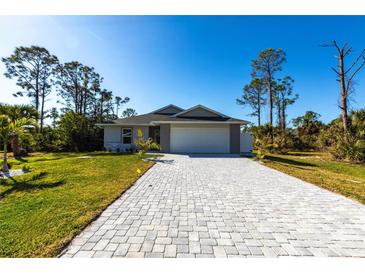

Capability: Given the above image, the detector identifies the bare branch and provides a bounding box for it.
[345,48,365,74]
[343,46,352,57]
[332,40,341,52]
[346,58,365,93]
[331,67,340,75]
[320,42,336,48]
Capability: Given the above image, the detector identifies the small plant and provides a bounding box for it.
[255,149,266,161]
[22,165,32,173]
[135,128,160,158]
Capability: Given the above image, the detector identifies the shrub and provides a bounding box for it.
[291,111,324,150]
[135,128,160,157]
[322,110,365,163]
[58,112,103,152]
[251,124,296,156]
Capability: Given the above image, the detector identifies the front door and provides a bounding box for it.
[149,126,160,145]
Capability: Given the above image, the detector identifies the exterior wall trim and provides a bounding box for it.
[152,121,245,125]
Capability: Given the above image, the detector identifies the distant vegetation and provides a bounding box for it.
[237,43,365,163]
[1,42,365,165]
[0,45,138,161]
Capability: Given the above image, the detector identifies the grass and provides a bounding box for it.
[0,152,154,258]
[259,151,365,204]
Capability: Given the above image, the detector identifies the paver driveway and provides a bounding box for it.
[61,154,365,258]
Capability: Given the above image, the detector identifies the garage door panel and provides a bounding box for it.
[170,126,229,153]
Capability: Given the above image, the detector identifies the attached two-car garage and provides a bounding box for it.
[170,125,230,153]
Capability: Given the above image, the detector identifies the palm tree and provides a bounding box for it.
[0,115,34,172]
[0,104,38,156]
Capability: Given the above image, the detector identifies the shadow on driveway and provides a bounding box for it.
[187,153,241,158]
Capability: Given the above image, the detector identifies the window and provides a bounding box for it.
[121,128,132,144]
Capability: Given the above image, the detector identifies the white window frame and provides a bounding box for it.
[121,128,133,144]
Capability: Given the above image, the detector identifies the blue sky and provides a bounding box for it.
[1,16,365,124]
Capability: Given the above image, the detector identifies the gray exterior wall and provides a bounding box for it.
[229,124,240,153]
[104,126,122,144]
[103,126,148,152]
[160,124,171,152]
[103,123,241,154]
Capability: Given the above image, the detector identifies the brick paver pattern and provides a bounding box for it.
[61,154,365,258]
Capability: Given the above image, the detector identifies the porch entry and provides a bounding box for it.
[148,126,160,144]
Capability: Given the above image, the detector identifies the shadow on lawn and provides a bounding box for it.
[13,153,94,164]
[286,152,323,157]
[0,172,65,200]
[265,155,317,167]
[11,156,63,164]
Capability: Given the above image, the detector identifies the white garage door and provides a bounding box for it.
[170,126,230,153]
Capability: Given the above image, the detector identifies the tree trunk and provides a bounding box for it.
[83,90,87,115]
[75,78,79,114]
[2,139,9,173]
[341,94,348,132]
[100,99,104,122]
[282,102,286,133]
[80,88,84,115]
[40,87,45,133]
[35,68,40,132]
[257,93,261,127]
[267,70,274,143]
[277,96,282,130]
[338,51,348,133]
[11,135,21,157]
[83,100,87,115]
[268,80,273,127]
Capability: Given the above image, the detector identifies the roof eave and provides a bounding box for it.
[96,123,153,127]
[152,120,247,125]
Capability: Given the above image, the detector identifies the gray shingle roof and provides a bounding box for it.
[99,113,248,126]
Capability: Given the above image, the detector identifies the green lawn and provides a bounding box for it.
[0,152,154,258]
[259,152,365,204]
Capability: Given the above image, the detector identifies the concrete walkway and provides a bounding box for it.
[61,154,365,258]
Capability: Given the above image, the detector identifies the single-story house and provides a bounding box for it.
[97,104,252,154]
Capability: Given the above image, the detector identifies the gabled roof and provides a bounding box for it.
[97,104,249,126]
[150,104,184,115]
[172,104,229,118]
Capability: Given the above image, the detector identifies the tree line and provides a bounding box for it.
[2,45,137,133]
[1,45,137,154]
[238,42,365,163]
